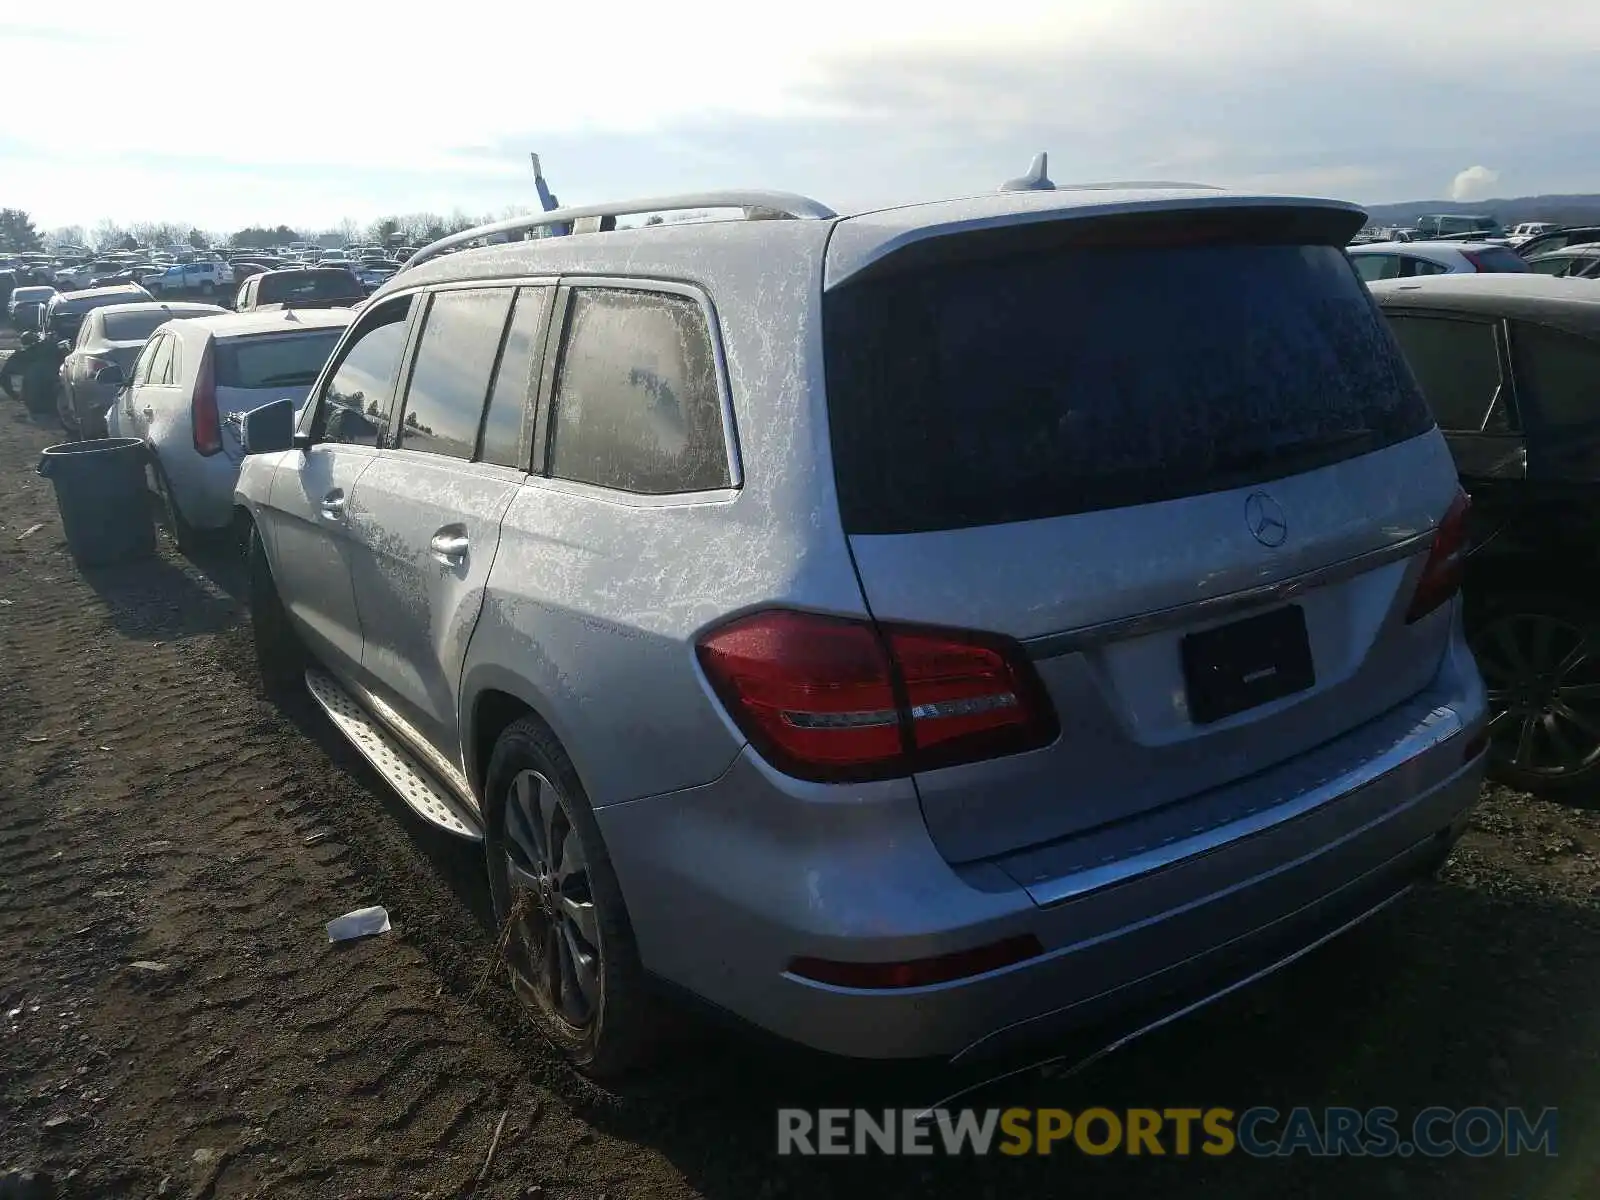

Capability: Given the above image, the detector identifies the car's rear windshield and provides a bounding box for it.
[257,271,363,303]
[1467,246,1532,273]
[104,310,184,340]
[215,330,343,389]
[824,239,1434,534]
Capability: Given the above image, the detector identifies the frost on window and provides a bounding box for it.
[548,289,730,494]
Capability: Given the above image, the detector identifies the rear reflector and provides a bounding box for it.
[696,610,1058,782]
[1404,489,1470,624]
[789,934,1044,989]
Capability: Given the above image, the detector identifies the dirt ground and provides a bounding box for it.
[2,344,1599,1199]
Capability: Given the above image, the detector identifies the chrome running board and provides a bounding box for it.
[304,669,483,841]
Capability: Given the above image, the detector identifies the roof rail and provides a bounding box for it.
[401,190,838,274]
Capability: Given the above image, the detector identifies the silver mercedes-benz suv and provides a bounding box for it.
[233,181,1489,1077]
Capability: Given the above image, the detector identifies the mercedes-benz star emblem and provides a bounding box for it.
[1245,491,1287,548]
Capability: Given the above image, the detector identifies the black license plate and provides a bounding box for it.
[1181,605,1315,725]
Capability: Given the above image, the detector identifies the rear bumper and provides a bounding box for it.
[600,620,1488,1061]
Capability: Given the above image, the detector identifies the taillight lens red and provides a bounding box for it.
[83,355,114,376]
[192,339,221,456]
[1405,489,1470,624]
[696,610,1058,782]
[789,934,1044,989]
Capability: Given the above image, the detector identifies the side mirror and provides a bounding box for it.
[93,364,125,387]
[240,396,297,455]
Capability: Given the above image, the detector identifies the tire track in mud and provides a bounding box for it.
[0,400,691,1198]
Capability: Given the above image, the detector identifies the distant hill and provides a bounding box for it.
[1361,194,1600,227]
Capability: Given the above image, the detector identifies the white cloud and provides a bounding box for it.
[1450,165,1502,202]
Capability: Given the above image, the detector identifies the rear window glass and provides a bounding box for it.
[257,271,363,304]
[215,330,343,389]
[104,311,180,340]
[825,242,1434,534]
[1469,247,1531,273]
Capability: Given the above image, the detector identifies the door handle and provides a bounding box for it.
[429,529,469,564]
[142,407,154,419]
[319,490,347,521]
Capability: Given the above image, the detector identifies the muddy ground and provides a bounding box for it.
[1,342,1598,1198]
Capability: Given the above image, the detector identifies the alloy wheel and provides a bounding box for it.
[1475,611,1600,780]
[502,769,601,1028]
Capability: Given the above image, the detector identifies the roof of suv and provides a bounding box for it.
[377,186,1365,300]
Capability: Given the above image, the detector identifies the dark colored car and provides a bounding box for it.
[1515,226,1600,260]
[1372,273,1600,793]
[233,267,365,312]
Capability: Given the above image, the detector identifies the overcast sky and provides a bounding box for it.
[6,0,1600,235]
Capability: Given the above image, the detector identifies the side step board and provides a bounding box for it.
[304,669,483,841]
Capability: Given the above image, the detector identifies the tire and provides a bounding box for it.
[1468,592,1600,795]
[247,525,307,696]
[151,459,204,555]
[483,718,653,1078]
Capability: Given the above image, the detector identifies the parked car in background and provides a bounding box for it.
[9,286,58,331]
[1415,213,1504,240]
[1372,273,1600,793]
[42,283,154,345]
[1514,226,1600,260]
[1507,222,1559,246]
[109,308,352,549]
[234,185,1487,1077]
[0,269,15,314]
[1525,246,1600,279]
[1349,240,1532,281]
[60,300,226,438]
[144,260,235,296]
[355,259,397,291]
[91,263,157,288]
[234,267,365,312]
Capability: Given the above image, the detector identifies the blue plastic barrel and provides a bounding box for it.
[37,438,156,567]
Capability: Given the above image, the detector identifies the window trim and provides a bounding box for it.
[1385,308,1520,434]
[534,275,743,495]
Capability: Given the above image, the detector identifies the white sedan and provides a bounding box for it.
[1348,240,1532,282]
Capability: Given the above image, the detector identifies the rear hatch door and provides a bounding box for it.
[823,203,1461,864]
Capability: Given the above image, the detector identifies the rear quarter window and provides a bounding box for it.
[546,288,731,494]
[825,240,1433,534]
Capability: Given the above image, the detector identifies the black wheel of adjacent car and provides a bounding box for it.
[483,717,652,1078]
[247,524,308,696]
[1470,594,1600,794]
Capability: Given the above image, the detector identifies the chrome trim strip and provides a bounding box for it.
[1024,530,1434,659]
[1024,703,1464,908]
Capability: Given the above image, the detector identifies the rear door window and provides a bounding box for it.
[398,287,515,461]
[1530,255,1573,276]
[148,334,176,385]
[1384,315,1505,432]
[1510,322,1600,428]
[546,287,731,494]
[1352,253,1400,282]
[824,241,1432,534]
[478,287,552,470]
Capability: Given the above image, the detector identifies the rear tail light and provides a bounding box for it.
[696,610,1058,782]
[192,339,221,456]
[1405,489,1470,623]
[82,355,114,376]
